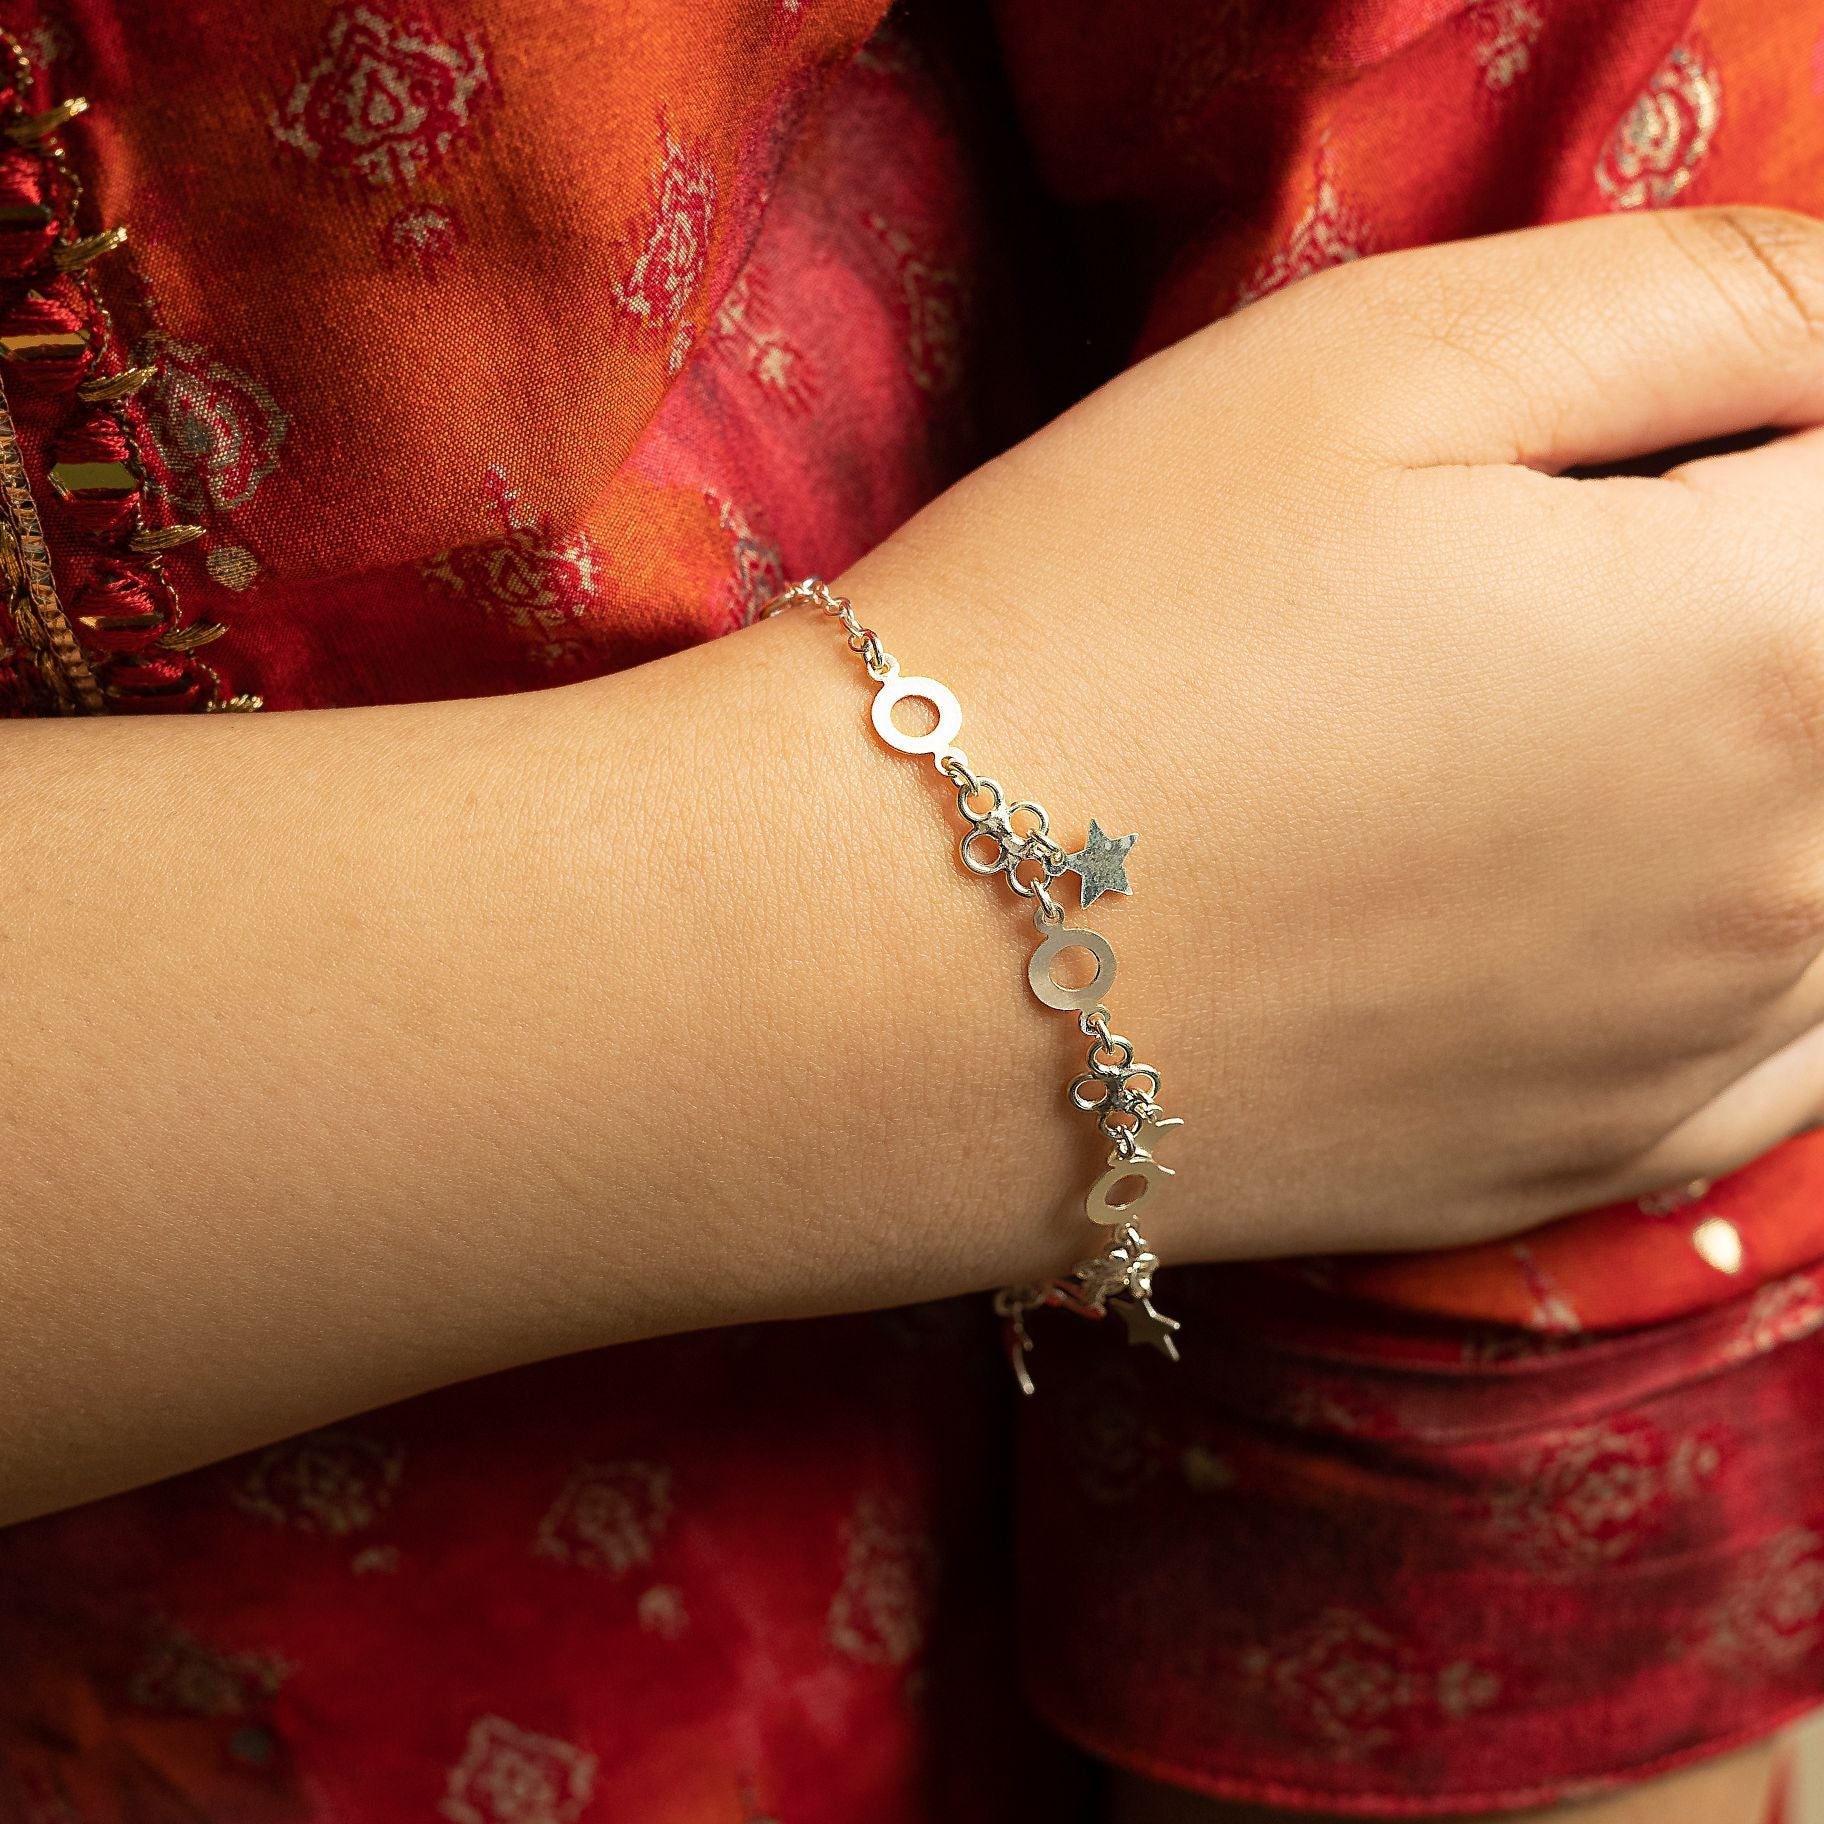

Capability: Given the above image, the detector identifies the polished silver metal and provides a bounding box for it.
[767,578,1183,1394]
[960,826,1006,875]
[871,666,963,756]
[1006,799,1050,846]
[1030,878,1067,927]
[1086,1151,1174,1225]
[1027,926,1117,1012]
[954,773,1004,825]
[1114,1293,1182,1358]
[1065,818,1138,906]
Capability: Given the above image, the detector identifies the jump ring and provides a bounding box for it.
[956,774,1004,824]
[960,827,1006,876]
[1006,799,1049,841]
[1069,1072,1113,1111]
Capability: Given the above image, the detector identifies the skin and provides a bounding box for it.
[1113,1739,1781,1824]
[9,206,1824,1818]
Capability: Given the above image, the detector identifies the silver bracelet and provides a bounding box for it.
[765,578,1184,1393]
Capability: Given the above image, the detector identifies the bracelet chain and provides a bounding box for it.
[766,577,1183,1392]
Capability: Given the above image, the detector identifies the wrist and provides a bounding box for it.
[758,567,1226,1382]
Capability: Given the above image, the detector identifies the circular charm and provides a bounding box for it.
[1085,1154,1174,1225]
[1027,926,1117,1011]
[871,670,963,756]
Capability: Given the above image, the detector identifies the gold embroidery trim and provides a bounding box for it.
[0,27,249,713]
[0,373,101,711]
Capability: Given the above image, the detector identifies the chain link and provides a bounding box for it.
[768,576,899,680]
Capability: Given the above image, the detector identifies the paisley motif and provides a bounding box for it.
[1233,153,1368,309]
[1471,0,1542,92]
[270,5,495,189]
[140,337,290,516]
[533,1459,673,1574]
[421,469,603,662]
[1689,1526,1824,1675]
[865,213,964,395]
[231,1427,402,1535]
[826,1492,936,1667]
[382,201,465,277]
[1596,43,1720,210]
[1483,1416,1726,1576]
[1240,1609,1500,1759]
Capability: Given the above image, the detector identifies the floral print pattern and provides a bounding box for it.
[270,4,495,189]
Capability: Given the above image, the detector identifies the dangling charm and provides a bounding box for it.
[1085,1114,1183,1225]
[995,1223,1181,1393]
[1113,1294,1181,1356]
[995,1291,1039,1397]
[1063,818,1137,906]
[1105,1228,1181,1361]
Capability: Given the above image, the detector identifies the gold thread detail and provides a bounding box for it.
[53,223,127,273]
[127,523,205,553]
[155,620,226,652]
[0,382,101,710]
[77,362,156,403]
[48,458,138,500]
[0,29,232,709]
[0,326,86,361]
[4,95,88,144]
[78,608,162,633]
[1596,44,1720,211]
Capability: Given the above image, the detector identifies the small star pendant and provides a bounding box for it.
[1113,1294,1182,1360]
[1064,819,1137,907]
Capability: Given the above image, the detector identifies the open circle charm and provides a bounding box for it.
[1085,1154,1174,1225]
[1027,926,1117,1012]
[871,670,963,756]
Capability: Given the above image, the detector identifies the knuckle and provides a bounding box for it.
[1694,878,1824,967]
[1324,245,1493,359]
[1277,250,1533,453]
[1740,618,1824,778]
[1659,206,1824,355]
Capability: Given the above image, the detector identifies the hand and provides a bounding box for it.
[838,206,1824,1260]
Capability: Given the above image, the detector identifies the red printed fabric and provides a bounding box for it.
[1021,1269,1824,1814]
[1,0,1823,1818]
[0,1308,1080,1824]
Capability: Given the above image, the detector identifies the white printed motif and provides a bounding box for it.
[270,5,494,189]
[1596,44,1720,211]
[441,1716,597,1824]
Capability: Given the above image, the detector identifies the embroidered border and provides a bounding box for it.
[0,384,99,708]
[0,29,250,714]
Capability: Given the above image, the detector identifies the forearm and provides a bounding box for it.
[0,543,1208,1521]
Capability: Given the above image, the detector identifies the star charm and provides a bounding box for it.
[1071,1253,1134,1310]
[1113,1294,1182,1360]
[1064,819,1137,907]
